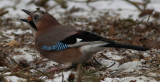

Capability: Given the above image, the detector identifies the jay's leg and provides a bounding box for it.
[46,66,67,72]
[46,59,102,72]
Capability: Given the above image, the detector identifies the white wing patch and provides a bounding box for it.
[76,38,82,42]
[80,42,109,54]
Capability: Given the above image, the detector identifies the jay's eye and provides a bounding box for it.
[34,15,39,20]
[33,14,41,22]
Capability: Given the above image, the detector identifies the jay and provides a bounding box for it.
[21,9,149,71]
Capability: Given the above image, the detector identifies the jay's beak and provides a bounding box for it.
[22,9,31,15]
[20,19,28,23]
[21,9,32,22]
[21,9,37,31]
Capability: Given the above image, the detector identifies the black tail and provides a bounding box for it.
[104,42,149,51]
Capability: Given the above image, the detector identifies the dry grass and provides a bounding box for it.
[0,0,160,81]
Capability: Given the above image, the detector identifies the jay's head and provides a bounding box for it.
[21,8,60,31]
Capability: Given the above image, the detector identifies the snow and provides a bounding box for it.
[3,29,32,35]
[6,76,25,82]
[100,59,118,68]
[99,59,143,72]
[117,61,142,72]
[13,47,39,62]
[53,71,74,82]
[102,76,157,82]
[1,72,25,82]
[103,51,124,60]
[0,67,7,71]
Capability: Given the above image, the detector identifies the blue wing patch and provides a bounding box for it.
[41,42,69,51]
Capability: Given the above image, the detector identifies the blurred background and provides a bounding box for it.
[0,0,160,82]
[1,0,160,21]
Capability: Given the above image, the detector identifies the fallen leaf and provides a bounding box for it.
[7,40,20,47]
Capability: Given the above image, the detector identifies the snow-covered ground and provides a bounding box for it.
[1,0,160,20]
[0,0,160,82]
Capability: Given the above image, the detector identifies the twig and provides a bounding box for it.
[93,57,102,65]
[106,62,115,69]
[147,14,152,22]
[35,59,50,65]
[100,53,109,59]
[98,62,115,71]
[0,11,8,16]
[124,0,142,11]
[0,67,47,80]
[62,72,64,82]
[1,53,18,71]
[31,68,48,77]
[0,67,31,77]
[77,64,82,82]
[8,55,19,65]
